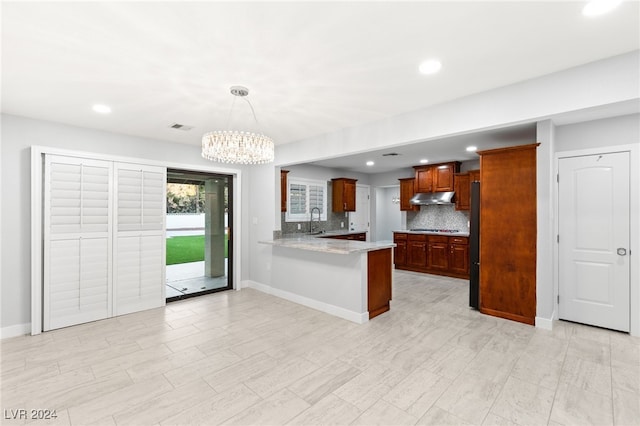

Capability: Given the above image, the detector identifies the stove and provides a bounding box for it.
[410,228,460,233]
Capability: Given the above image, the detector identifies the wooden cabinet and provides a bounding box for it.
[479,144,538,326]
[449,237,469,275]
[393,233,407,266]
[454,173,470,211]
[454,169,480,211]
[321,232,366,241]
[368,248,392,319]
[427,236,449,271]
[280,170,289,212]
[393,232,469,278]
[413,162,460,193]
[331,178,357,212]
[398,178,419,211]
[407,234,427,268]
[469,169,481,183]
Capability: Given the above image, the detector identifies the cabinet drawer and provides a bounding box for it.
[393,233,408,241]
[428,235,448,243]
[450,237,468,245]
[408,234,427,242]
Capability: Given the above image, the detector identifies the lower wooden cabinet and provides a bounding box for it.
[321,232,366,241]
[407,234,427,268]
[449,237,470,275]
[393,232,469,279]
[393,233,407,266]
[427,236,449,271]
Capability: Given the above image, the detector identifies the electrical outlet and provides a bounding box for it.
[341,222,344,228]
[297,224,301,230]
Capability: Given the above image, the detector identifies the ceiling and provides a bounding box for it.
[2,1,639,172]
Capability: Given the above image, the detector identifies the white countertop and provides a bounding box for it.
[259,237,395,254]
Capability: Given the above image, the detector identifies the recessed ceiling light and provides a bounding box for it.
[419,59,442,75]
[92,104,111,114]
[419,159,429,164]
[366,161,375,166]
[582,0,622,16]
[466,146,478,152]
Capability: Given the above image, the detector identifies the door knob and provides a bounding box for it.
[617,248,627,256]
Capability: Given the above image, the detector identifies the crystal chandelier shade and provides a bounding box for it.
[201,86,275,165]
[201,130,274,164]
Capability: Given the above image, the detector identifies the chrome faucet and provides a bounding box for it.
[309,207,322,234]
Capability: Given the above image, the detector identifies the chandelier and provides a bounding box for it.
[202,86,274,164]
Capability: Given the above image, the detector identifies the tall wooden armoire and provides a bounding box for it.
[478,143,539,325]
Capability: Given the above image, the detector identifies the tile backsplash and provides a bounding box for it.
[407,205,470,232]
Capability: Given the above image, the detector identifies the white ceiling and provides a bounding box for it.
[2,1,639,172]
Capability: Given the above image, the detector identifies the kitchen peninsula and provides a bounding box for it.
[258,236,395,323]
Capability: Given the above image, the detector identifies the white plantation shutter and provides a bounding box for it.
[114,163,166,315]
[44,156,112,330]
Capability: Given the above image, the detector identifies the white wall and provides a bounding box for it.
[0,114,247,335]
[375,187,401,242]
[556,113,640,152]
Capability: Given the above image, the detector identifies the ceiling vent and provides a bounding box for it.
[382,152,400,156]
[169,123,194,131]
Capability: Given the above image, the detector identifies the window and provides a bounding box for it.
[285,178,327,222]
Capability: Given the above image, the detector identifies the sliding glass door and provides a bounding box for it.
[165,169,232,301]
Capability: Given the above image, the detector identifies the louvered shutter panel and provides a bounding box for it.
[44,156,112,330]
[114,164,166,315]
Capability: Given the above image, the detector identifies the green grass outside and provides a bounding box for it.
[166,235,228,265]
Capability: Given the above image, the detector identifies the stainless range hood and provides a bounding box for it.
[410,191,455,205]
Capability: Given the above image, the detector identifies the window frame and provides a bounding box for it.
[285,177,328,222]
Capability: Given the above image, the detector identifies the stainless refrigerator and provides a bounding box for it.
[469,181,480,309]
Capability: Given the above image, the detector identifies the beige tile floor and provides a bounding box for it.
[1,270,639,425]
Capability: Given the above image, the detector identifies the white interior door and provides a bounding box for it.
[350,185,370,237]
[114,163,166,316]
[558,152,630,332]
[44,156,112,331]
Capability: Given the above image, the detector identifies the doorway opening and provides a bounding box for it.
[165,169,233,301]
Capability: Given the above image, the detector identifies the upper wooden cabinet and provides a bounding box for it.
[454,173,471,211]
[469,169,481,183]
[332,178,357,212]
[413,162,460,193]
[280,170,289,212]
[398,178,419,211]
[454,169,480,211]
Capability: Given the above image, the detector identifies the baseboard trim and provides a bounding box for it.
[1,322,31,340]
[245,280,368,324]
[535,316,554,330]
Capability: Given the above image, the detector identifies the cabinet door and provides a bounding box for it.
[450,244,469,275]
[454,173,471,211]
[332,178,357,212]
[414,167,433,193]
[399,178,418,211]
[433,164,456,192]
[344,180,356,211]
[394,240,407,266]
[428,241,449,270]
[407,242,427,267]
[280,170,289,212]
[469,169,481,183]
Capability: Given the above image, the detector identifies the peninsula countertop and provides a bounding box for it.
[259,236,395,255]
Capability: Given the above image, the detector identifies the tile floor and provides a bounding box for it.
[166,261,229,299]
[1,270,639,425]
